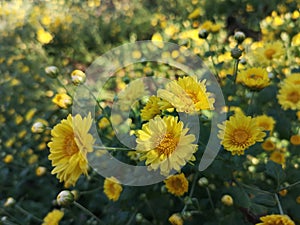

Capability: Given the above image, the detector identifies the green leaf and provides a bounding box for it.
[252,193,276,207]
[265,161,286,184]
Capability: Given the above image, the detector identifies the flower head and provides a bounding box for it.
[290,134,300,145]
[71,69,86,85]
[103,177,123,201]
[277,83,300,110]
[270,151,286,165]
[52,93,72,109]
[256,214,295,225]
[48,113,94,187]
[164,173,189,197]
[262,138,276,151]
[157,76,214,113]
[237,67,270,90]
[42,209,64,225]
[168,213,183,225]
[254,115,276,132]
[141,96,163,121]
[136,116,197,176]
[252,41,285,65]
[218,111,266,155]
[56,190,74,206]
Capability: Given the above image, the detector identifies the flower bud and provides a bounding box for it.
[234,31,246,44]
[71,70,86,86]
[231,47,242,59]
[182,211,192,220]
[169,213,184,225]
[221,194,234,206]
[135,213,144,223]
[4,197,15,207]
[71,190,80,201]
[279,189,288,197]
[45,66,59,78]
[198,177,208,187]
[56,190,74,206]
[198,29,208,39]
[31,121,46,133]
[35,166,47,176]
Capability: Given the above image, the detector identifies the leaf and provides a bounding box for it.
[252,193,276,207]
[265,161,286,184]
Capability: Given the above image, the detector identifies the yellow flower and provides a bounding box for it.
[296,196,300,204]
[270,151,286,165]
[290,134,300,145]
[36,166,47,176]
[168,213,183,225]
[103,177,123,201]
[218,111,266,155]
[221,194,234,206]
[254,115,276,132]
[297,111,300,120]
[164,173,189,197]
[48,113,94,187]
[71,70,86,85]
[157,76,214,113]
[52,93,72,109]
[285,73,300,86]
[3,154,13,164]
[252,41,285,65]
[262,138,276,151]
[279,189,288,197]
[256,214,295,225]
[200,20,222,33]
[37,28,53,44]
[236,67,270,90]
[277,83,300,110]
[136,116,197,176]
[42,209,64,225]
[292,33,300,46]
[141,96,162,121]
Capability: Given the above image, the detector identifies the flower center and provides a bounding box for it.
[171,178,184,189]
[64,134,79,156]
[233,129,249,144]
[249,74,262,80]
[287,91,300,103]
[156,133,178,156]
[264,48,276,60]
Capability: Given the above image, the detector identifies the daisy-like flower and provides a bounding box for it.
[48,113,94,187]
[252,41,285,65]
[136,116,197,176]
[270,151,286,165]
[157,76,214,113]
[168,213,183,225]
[277,83,300,110]
[140,96,163,121]
[261,138,276,151]
[256,214,295,225]
[103,177,123,202]
[285,73,300,85]
[42,209,64,225]
[218,111,266,155]
[254,115,276,132]
[52,93,72,109]
[290,134,300,145]
[236,67,270,91]
[164,173,189,197]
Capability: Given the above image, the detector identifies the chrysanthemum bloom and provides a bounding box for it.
[254,115,276,132]
[252,41,285,65]
[221,194,234,206]
[218,111,266,155]
[42,209,64,225]
[164,173,189,197]
[290,134,300,145]
[277,83,300,110]
[256,214,295,225]
[285,73,300,86]
[52,93,72,109]
[141,96,163,121]
[270,151,286,165]
[261,138,276,151]
[48,113,94,187]
[157,76,214,113]
[103,177,123,201]
[168,213,183,225]
[236,67,270,90]
[136,116,197,176]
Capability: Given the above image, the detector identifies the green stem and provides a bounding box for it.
[144,197,157,224]
[80,186,102,195]
[15,205,43,223]
[275,193,284,215]
[125,208,139,225]
[182,172,199,213]
[93,146,131,151]
[205,40,221,83]
[279,180,300,191]
[233,59,240,83]
[73,201,104,225]
[247,92,255,116]
[206,187,215,210]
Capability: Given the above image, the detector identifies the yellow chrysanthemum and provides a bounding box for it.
[168,213,183,225]
[262,138,276,151]
[52,93,72,109]
[254,115,276,132]
[256,214,295,225]
[237,67,270,90]
[277,83,300,110]
[270,151,286,165]
[48,113,94,187]
[103,177,123,202]
[157,76,214,113]
[164,173,189,197]
[200,20,222,33]
[292,32,300,46]
[37,28,53,44]
[285,73,300,86]
[141,96,162,121]
[252,41,285,65]
[290,134,300,145]
[218,111,266,155]
[42,209,64,225]
[136,116,197,176]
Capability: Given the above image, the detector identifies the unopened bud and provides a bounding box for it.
[198,29,208,39]
[231,47,242,59]
[31,121,46,133]
[182,211,192,220]
[71,70,86,85]
[136,213,144,223]
[56,190,74,206]
[4,197,15,207]
[221,194,234,206]
[71,190,80,201]
[198,177,209,187]
[45,66,59,78]
[234,31,246,44]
